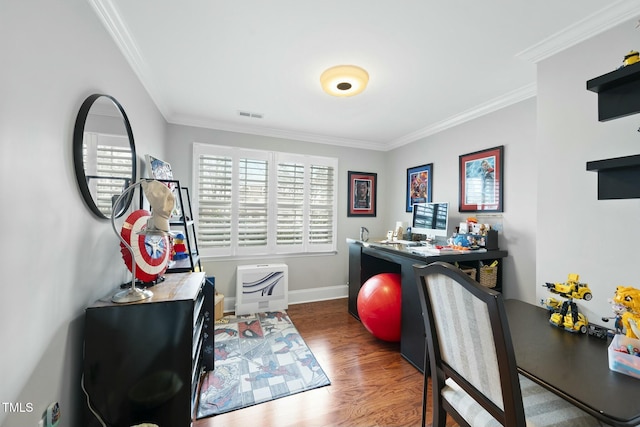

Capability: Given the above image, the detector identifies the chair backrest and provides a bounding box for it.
[414,261,524,426]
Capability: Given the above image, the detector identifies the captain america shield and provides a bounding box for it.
[120,209,171,282]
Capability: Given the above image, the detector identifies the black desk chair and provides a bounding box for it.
[414,262,609,427]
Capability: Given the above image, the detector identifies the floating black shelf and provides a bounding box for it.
[587,62,640,93]
[586,154,640,199]
[586,62,640,121]
[586,154,640,171]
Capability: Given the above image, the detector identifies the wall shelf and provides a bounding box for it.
[586,154,640,199]
[139,179,202,273]
[586,62,640,121]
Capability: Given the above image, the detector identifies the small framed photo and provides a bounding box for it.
[459,145,504,212]
[348,171,377,217]
[406,163,433,212]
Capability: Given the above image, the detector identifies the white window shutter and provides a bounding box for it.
[237,157,268,248]
[83,133,133,217]
[276,162,305,247]
[193,143,337,257]
[196,153,233,251]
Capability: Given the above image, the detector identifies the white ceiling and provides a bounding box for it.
[90,0,640,151]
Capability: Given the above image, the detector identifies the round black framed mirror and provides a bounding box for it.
[73,94,137,219]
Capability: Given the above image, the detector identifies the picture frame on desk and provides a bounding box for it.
[348,171,377,217]
[459,146,504,213]
[406,163,433,212]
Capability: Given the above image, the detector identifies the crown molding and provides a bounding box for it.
[517,1,640,63]
[88,0,170,116]
[90,0,635,151]
[169,115,388,151]
[90,0,386,151]
[387,83,537,150]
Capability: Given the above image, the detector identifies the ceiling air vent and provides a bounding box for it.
[238,110,263,119]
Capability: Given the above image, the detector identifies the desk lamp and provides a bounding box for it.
[111,179,175,303]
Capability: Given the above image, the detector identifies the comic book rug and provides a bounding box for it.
[196,311,331,418]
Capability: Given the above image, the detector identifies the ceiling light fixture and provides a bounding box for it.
[320,65,369,97]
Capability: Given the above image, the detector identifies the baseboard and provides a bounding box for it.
[223,284,348,313]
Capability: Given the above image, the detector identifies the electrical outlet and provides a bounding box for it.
[45,402,60,427]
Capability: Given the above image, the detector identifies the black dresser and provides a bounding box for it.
[83,272,211,426]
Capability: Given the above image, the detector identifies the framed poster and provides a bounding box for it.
[347,171,377,217]
[459,145,504,212]
[406,163,433,212]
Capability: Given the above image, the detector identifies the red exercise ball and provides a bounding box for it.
[357,273,402,342]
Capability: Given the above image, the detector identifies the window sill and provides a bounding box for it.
[199,250,338,263]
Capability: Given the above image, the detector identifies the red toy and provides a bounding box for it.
[357,273,402,342]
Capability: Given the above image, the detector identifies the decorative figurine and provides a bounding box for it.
[602,286,640,339]
[171,233,189,260]
[602,313,624,336]
[623,50,640,67]
[541,273,592,334]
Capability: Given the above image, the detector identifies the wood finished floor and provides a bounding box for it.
[193,298,458,427]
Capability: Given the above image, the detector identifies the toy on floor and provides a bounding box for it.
[172,233,189,260]
[541,273,591,334]
[357,273,402,342]
[602,286,640,339]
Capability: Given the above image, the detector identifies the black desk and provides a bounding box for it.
[505,299,640,427]
[347,238,508,370]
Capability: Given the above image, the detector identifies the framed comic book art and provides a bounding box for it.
[348,171,377,217]
[406,163,433,212]
[459,145,504,212]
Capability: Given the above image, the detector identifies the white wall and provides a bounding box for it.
[387,99,538,302]
[0,1,166,425]
[537,18,640,321]
[164,124,389,303]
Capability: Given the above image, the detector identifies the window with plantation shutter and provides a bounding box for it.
[277,162,304,246]
[83,133,133,217]
[309,164,335,245]
[196,153,233,249]
[238,157,268,247]
[193,143,337,257]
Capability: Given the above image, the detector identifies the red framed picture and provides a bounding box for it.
[459,146,504,212]
[348,171,377,217]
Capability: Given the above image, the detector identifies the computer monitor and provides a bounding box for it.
[411,202,449,238]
